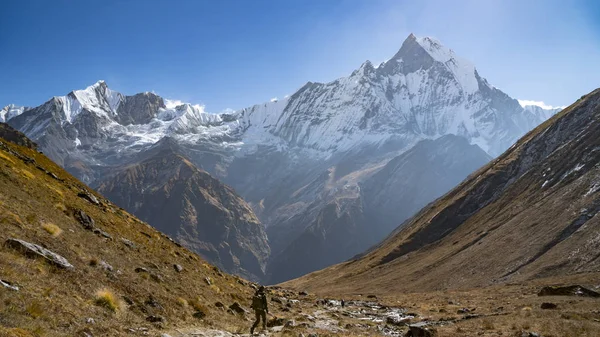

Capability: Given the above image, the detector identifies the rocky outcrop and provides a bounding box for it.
[116,92,165,125]
[5,238,74,269]
[0,123,37,149]
[538,285,600,297]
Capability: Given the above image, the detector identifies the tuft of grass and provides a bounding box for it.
[189,298,209,313]
[210,284,221,294]
[521,306,532,318]
[42,222,62,237]
[53,202,67,213]
[26,301,44,318]
[177,297,188,307]
[94,288,122,312]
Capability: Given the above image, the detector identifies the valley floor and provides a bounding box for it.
[165,273,600,337]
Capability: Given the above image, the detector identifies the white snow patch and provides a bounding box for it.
[0,104,26,123]
[518,99,566,110]
[164,99,185,109]
[416,36,479,94]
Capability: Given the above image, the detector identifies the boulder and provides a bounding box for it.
[92,228,112,239]
[267,316,286,327]
[538,285,600,297]
[146,315,165,323]
[74,209,95,230]
[173,264,183,273]
[120,238,136,249]
[150,273,164,283]
[405,324,437,337]
[193,311,206,319]
[144,296,163,310]
[0,279,19,291]
[5,238,74,269]
[229,302,247,314]
[99,260,113,272]
[77,191,100,205]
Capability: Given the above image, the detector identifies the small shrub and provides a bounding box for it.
[95,288,121,312]
[42,223,62,237]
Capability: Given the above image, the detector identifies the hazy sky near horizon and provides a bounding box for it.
[1,0,599,111]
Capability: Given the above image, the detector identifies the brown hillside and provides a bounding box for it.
[96,143,270,281]
[0,133,258,336]
[285,88,600,295]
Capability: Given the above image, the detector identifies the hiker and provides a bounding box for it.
[250,285,268,334]
[341,299,345,308]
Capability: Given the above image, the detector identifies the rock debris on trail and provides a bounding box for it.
[170,295,442,337]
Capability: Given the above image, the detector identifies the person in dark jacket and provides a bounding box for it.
[250,286,268,334]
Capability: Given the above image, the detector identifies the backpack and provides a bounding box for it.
[251,293,265,310]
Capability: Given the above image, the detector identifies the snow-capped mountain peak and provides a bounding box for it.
[0,104,27,123]
[53,80,124,123]
[415,36,480,94]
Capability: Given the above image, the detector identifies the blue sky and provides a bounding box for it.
[1,0,599,111]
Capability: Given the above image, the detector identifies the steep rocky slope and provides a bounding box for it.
[97,139,270,280]
[4,34,560,283]
[285,88,600,293]
[360,134,491,235]
[0,125,258,336]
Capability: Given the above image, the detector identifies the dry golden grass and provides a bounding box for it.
[177,297,189,307]
[94,288,122,312]
[0,139,259,336]
[41,222,62,237]
[25,301,44,318]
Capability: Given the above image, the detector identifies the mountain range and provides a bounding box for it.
[2,34,560,282]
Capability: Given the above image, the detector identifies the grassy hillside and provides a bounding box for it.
[0,134,256,336]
